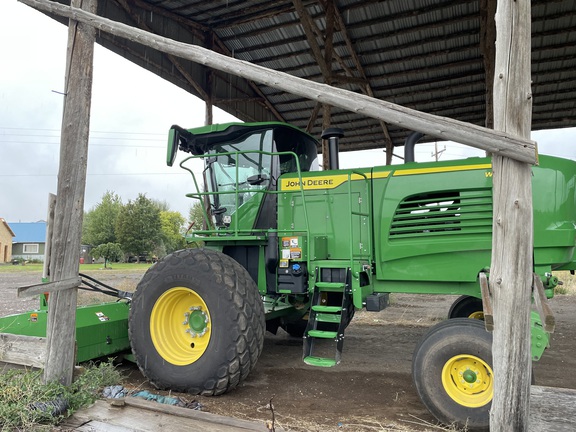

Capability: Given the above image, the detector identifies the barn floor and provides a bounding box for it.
[2,269,576,431]
[58,386,576,432]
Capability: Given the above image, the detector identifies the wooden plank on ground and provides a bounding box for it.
[530,386,576,431]
[0,333,46,368]
[75,421,137,432]
[63,399,280,432]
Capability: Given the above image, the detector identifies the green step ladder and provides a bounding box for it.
[303,268,353,367]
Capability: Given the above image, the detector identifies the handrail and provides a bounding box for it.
[178,150,311,243]
[346,171,373,267]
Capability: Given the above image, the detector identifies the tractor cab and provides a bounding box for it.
[168,122,319,231]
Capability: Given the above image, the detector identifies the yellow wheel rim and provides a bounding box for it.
[441,354,493,408]
[150,287,211,365]
[469,311,485,320]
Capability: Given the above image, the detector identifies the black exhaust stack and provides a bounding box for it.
[404,131,425,163]
[321,127,344,170]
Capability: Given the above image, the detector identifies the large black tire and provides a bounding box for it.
[448,295,484,320]
[412,318,493,431]
[129,248,265,396]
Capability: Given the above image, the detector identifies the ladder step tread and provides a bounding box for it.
[311,305,342,313]
[315,281,345,288]
[308,330,338,339]
[315,313,341,323]
[303,356,338,367]
[315,282,345,291]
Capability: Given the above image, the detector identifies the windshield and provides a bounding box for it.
[202,125,319,228]
[205,129,274,225]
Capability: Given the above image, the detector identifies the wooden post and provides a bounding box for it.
[490,0,533,430]
[480,0,496,130]
[42,193,56,281]
[43,0,97,386]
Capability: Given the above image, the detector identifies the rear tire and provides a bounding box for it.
[412,318,493,431]
[129,248,265,396]
[448,295,484,320]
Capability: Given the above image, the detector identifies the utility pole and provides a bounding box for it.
[431,142,446,161]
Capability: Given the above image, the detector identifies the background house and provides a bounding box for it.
[0,218,15,263]
[10,221,47,262]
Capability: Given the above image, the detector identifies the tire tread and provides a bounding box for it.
[129,248,265,396]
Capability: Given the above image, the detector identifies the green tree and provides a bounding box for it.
[188,201,207,231]
[82,191,123,246]
[152,199,170,212]
[159,210,186,255]
[116,194,162,261]
[90,243,123,268]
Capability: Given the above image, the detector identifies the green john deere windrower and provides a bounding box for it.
[2,121,575,430]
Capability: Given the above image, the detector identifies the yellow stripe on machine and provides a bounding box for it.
[280,171,390,191]
[393,163,492,177]
[280,164,491,190]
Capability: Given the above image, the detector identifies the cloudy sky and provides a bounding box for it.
[1,0,574,224]
[1,0,239,223]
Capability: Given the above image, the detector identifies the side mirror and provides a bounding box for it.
[167,127,179,166]
[166,125,193,166]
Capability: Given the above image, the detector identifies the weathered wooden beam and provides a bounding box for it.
[306,102,322,132]
[17,277,82,298]
[292,0,336,168]
[0,333,46,368]
[64,398,279,432]
[530,386,576,432]
[42,193,56,281]
[324,0,394,163]
[489,0,534,429]
[478,272,494,331]
[323,0,335,79]
[124,397,278,431]
[43,0,96,387]
[244,37,476,72]
[532,274,556,333]
[19,0,538,164]
[279,86,487,115]
[480,0,496,129]
[292,0,331,80]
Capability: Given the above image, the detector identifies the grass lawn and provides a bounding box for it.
[0,262,152,274]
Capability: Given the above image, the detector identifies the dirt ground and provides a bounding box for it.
[1,268,576,432]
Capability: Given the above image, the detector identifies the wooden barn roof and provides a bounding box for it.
[44,0,576,154]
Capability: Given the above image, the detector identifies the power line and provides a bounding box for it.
[0,172,189,178]
[0,139,166,149]
[0,133,165,139]
[0,126,169,136]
